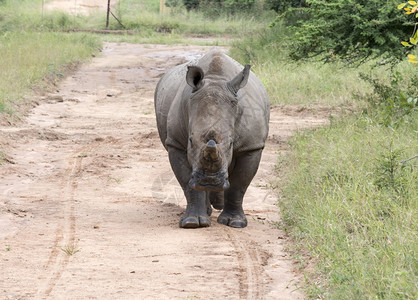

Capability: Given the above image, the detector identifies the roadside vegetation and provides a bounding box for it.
[0,0,100,114]
[1,0,416,298]
[0,31,100,113]
[230,1,417,298]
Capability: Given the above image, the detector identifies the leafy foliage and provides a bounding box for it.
[287,0,414,64]
[360,71,417,128]
[398,1,418,64]
[264,0,307,13]
[178,0,256,15]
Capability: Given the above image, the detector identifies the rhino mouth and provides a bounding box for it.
[189,169,230,192]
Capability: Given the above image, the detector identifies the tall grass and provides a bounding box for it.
[0,0,100,113]
[279,114,417,299]
[0,32,100,113]
[229,22,415,106]
[89,0,274,36]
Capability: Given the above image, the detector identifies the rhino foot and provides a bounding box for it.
[180,214,211,228]
[217,211,247,228]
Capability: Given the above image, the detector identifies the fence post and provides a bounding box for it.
[106,0,111,29]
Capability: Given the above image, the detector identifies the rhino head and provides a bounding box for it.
[186,63,251,192]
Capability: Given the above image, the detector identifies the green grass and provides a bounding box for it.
[278,114,417,299]
[0,152,6,164]
[0,0,101,113]
[0,32,100,113]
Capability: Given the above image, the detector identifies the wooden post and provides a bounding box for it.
[106,0,111,29]
[160,0,170,14]
[160,0,165,14]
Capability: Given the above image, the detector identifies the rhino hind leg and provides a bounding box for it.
[209,191,224,210]
[218,149,263,228]
[168,147,211,228]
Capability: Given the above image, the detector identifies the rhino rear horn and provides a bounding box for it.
[186,66,205,90]
[227,64,251,96]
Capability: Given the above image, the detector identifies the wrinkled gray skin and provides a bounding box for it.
[154,50,269,228]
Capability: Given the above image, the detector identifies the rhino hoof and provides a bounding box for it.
[217,212,247,228]
[180,215,211,228]
[199,216,211,227]
[180,216,199,228]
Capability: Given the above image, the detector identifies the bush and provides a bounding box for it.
[360,70,417,128]
[286,0,414,64]
[265,0,307,13]
[184,0,257,16]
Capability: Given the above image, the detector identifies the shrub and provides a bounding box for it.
[360,70,417,128]
[286,0,414,64]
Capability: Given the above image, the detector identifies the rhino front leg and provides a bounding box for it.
[218,149,263,228]
[168,147,211,228]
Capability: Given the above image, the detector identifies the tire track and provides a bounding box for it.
[35,149,85,298]
[223,227,265,300]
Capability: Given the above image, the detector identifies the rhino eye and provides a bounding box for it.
[189,137,193,146]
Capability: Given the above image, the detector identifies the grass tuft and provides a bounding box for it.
[61,244,80,256]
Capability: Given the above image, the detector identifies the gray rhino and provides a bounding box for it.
[154,50,269,228]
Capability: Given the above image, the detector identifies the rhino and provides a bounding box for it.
[154,50,269,228]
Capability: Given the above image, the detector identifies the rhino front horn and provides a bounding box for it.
[203,140,219,161]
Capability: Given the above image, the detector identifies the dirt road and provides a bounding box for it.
[0,43,327,299]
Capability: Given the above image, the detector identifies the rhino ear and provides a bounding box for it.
[227,64,251,96]
[186,66,205,91]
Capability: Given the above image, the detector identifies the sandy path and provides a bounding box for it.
[0,43,327,299]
